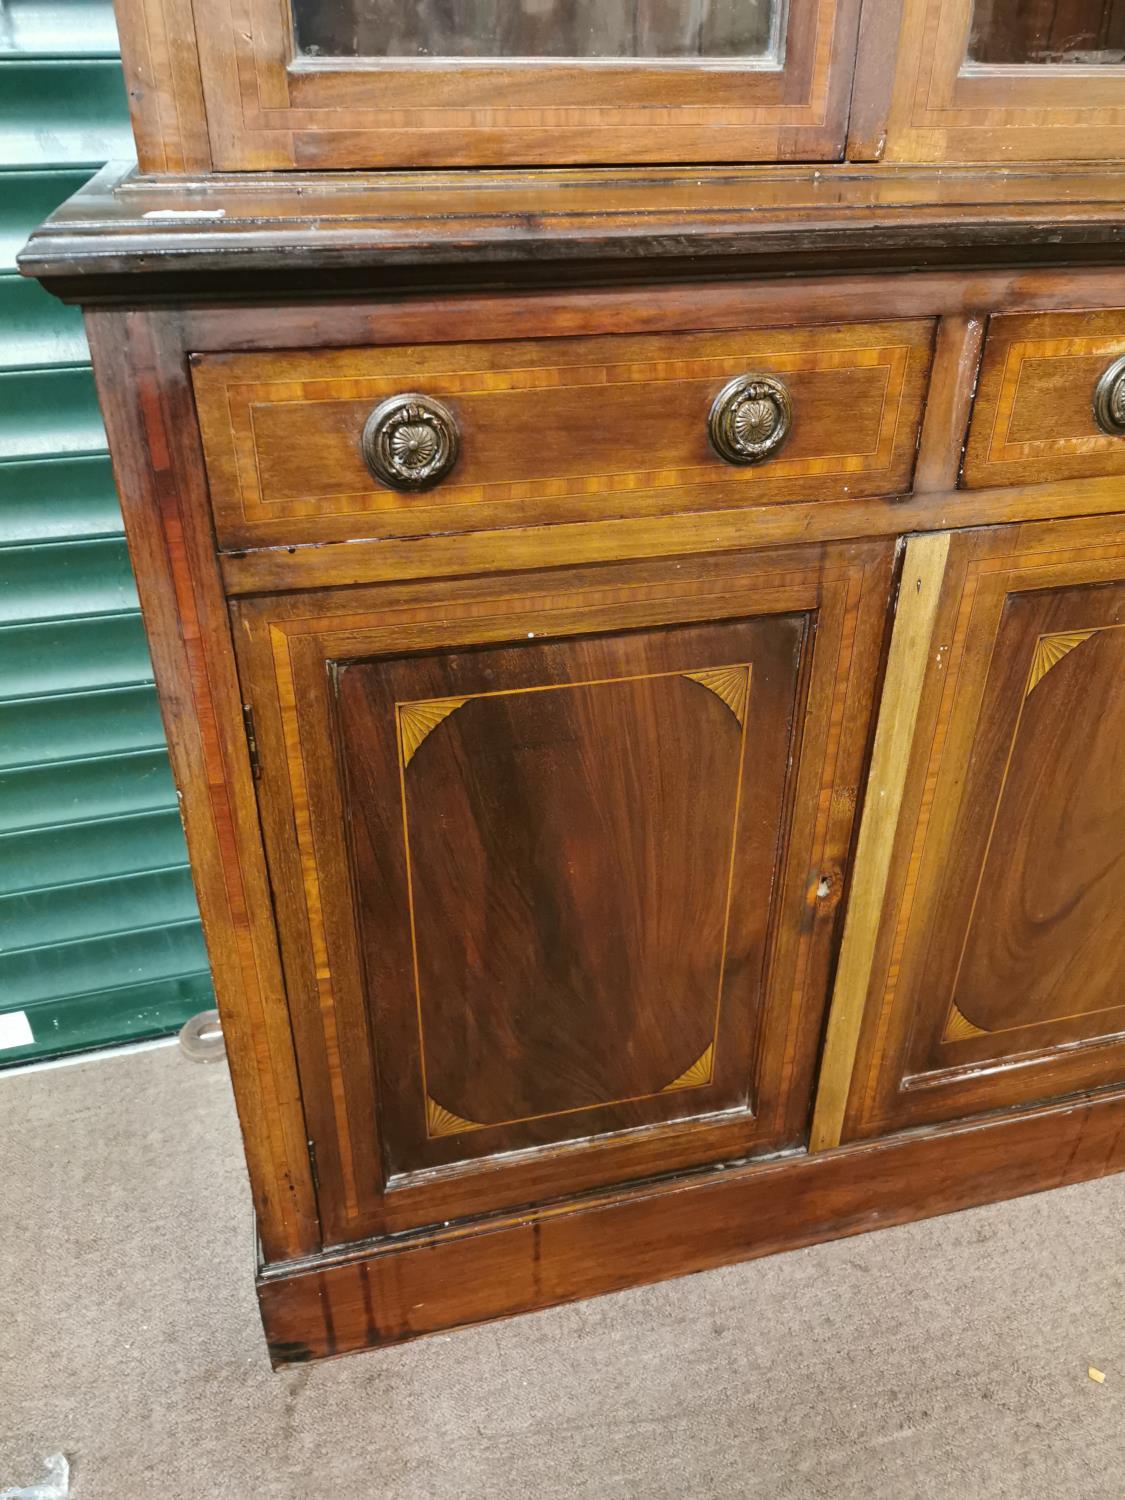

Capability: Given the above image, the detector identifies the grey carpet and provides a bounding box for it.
[1,1044,1123,1499]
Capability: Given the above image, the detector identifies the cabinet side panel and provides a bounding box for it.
[84,308,317,1260]
[112,0,213,171]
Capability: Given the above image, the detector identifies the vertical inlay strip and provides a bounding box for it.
[810,531,952,1152]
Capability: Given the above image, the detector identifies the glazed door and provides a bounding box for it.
[881,0,1125,161]
[234,542,892,1247]
[815,517,1125,1147]
[190,0,862,167]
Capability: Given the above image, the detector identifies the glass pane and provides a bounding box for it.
[292,0,783,61]
[967,0,1125,64]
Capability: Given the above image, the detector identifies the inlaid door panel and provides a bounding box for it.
[234,541,893,1246]
[340,619,796,1171]
[818,515,1125,1144]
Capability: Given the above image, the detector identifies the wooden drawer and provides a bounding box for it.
[962,311,1125,490]
[192,320,935,551]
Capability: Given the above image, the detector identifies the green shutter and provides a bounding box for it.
[1,8,213,1063]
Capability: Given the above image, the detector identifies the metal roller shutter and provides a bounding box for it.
[0,0,213,1063]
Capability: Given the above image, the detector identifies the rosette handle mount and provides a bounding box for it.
[361,393,460,491]
[708,372,793,466]
[1093,356,1125,438]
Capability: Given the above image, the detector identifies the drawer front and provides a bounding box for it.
[963,311,1125,490]
[192,320,935,550]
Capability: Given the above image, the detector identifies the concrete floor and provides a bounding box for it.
[2,1043,1124,1499]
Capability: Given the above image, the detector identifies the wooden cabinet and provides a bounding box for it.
[12,267,1116,1360]
[815,516,1125,1145]
[234,542,893,1243]
[17,0,1125,1370]
[113,0,1125,169]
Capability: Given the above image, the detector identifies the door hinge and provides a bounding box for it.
[307,1139,320,1193]
[242,702,261,779]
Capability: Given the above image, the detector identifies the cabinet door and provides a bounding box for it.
[234,542,891,1247]
[881,0,1125,162]
[815,517,1125,1147]
[186,0,861,168]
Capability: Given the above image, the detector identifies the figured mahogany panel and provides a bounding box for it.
[232,541,892,1245]
[339,620,796,1176]
[833,514,1125,1140]
[962,311,1125,489]
[192,320,934,550]
[954,620,1125,1032]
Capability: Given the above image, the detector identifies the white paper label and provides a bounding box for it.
[0,1010,34,1049]
[142,208,226,220]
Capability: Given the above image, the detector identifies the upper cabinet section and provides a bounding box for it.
[879,0,1125,161]
[173,0,862,168]
[114,0,1125,170]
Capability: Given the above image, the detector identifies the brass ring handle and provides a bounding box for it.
[361,393,460,491]
[708,372,793,466]
[1093,356,1125,437]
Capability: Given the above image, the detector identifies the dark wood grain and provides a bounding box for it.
[955,614,1125,1031]
[17,164,1125,302]
[338,615,799,1178]
[81,308,321,1263]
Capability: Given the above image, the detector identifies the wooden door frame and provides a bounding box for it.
[169,0,862,168]
[813,514,1125,1148]
[859,0,1125,162]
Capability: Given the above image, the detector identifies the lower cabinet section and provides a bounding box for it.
[233,540,894,1245]
[72,288,1125,1363]
[231,513,1125,1356]
[819,514,1125,1143]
